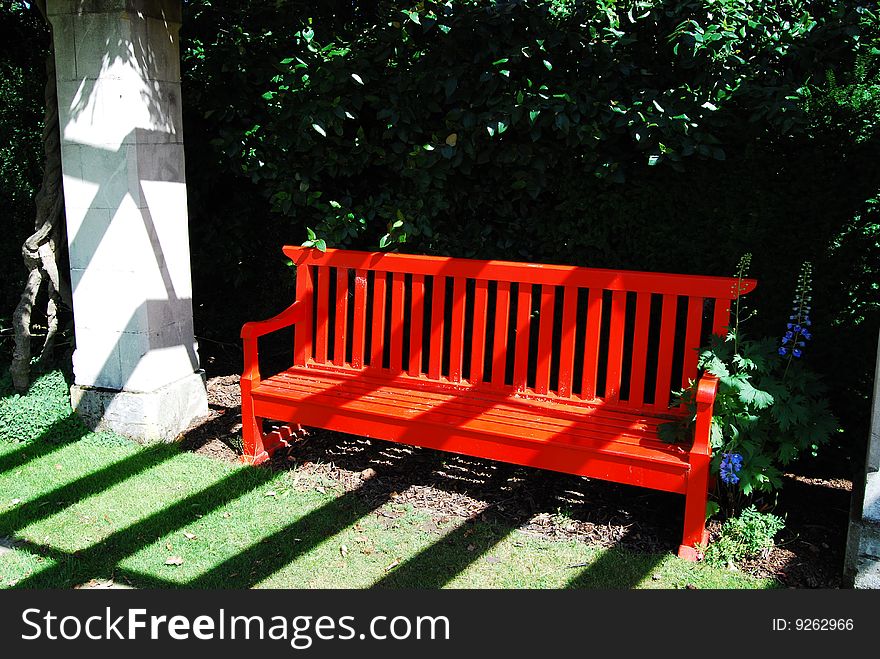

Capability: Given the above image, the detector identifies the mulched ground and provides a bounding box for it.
[179,374,853,588]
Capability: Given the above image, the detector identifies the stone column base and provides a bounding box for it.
[71,371,209,443]
[848,472,880,589]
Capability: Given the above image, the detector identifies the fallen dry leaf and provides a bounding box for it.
[165,556,184,566]
[467,544,476,552]
[183,531,197,541]
[165,542,173,552]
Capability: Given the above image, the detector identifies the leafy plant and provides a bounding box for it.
[661,257,840,502]
[704,505,786,567]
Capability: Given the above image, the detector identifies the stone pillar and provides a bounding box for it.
[844,330,880,588]
[47,0,207,441]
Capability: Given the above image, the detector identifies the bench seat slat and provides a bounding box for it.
[296,362,685,424]
[253,378,689,492]
[260,370,678,441]
[255,367,688,456]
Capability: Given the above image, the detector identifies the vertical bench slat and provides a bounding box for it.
[428,276,446,380]
[333,268,349,366]
[491,282,511,388]
[390,273,406,371]
[293,265,314,366]
[470,279,488,384]
[448,277,466,382]
[682,297,704,388]
[581,288,603,400]
[654,293,677,409]
[315,266,330,364]
[513,284,532,390]
[605,290,627,402]
[627,292,652,407]
[534,285,555,395]
[557,287,578,398]
[351,269,367,369]
[408,275,425,377]
[371,272,387,369]
[712,297,731,338]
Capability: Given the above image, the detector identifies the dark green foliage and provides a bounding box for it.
[660,256,840,506]
[663,331,840,496]
[0,1,47,356]
[228,0,877,256]
[704,505,786,567]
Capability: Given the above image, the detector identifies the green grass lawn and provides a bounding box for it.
[0,370,777,589]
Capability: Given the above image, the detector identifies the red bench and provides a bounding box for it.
[240,247,756,560]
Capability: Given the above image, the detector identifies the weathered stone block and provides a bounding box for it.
[71,370,208,443]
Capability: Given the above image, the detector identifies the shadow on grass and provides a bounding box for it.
[3,411,672,590]
[371,468,540,588]
[0,414,91,474]
[564,527,665,589]
[0,443,179,536]
[12,462,277,588]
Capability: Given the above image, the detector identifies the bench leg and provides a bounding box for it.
[240,386,302,465]
[241,410,271,466]
[240,378,271,465]
[678,453,710,561]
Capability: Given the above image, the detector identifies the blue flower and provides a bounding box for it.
[780,262,813,359]
[720,452,743,485]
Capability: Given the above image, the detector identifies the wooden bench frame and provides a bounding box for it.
[241,246,756,560]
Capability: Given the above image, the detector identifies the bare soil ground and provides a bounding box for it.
[179,374,852,588]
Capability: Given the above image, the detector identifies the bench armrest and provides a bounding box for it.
[241,300,305,384]
[692,373,719,456]
[241,300,305,339]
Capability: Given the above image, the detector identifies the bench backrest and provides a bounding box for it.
[284,246,756,412]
